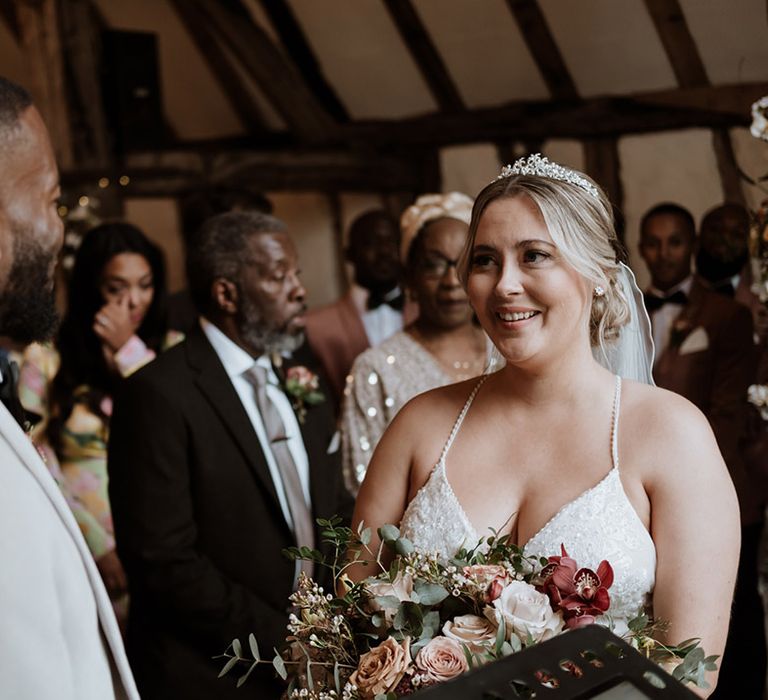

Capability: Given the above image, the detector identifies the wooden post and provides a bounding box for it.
[16,0,74,168]
[584,138,625,240]
[712,129,747,207]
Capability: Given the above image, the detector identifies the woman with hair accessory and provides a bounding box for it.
[341,192,487,495]
[23,222,182,616]
[350,156,738,695]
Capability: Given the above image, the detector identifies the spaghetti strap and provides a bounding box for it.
[611,375,622,471]
[438,376,489,463]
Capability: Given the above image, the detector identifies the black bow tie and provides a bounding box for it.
[644,290,688,313]
[0,353,27,429]
[367,290,405,311]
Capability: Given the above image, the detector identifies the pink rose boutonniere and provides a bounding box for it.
[284,365,325,423]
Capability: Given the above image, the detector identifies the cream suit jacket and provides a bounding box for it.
[0,402,139,699]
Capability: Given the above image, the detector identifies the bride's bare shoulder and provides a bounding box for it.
[619,379,722,474]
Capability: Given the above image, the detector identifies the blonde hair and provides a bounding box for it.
[458,172,630,349]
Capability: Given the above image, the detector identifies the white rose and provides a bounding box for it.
[442,615,497,655]
[485,580,564,644]
[365,572,414,624]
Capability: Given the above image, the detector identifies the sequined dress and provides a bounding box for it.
[399,375,656,630]
[341,331,452,494]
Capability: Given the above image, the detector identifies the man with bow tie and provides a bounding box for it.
[305,209,417,407]
[108,211,353,699]
[639,202,762,697]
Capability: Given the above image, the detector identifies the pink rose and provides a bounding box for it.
[286,365,319,390]
[442,614,496,655]
[349,637,411,699]
[463,564,512,602]
[415,636,469,683]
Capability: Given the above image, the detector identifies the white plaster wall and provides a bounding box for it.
[440,143,501,199]
[620,130,725,289]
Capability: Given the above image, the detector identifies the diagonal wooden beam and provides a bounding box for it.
[505,0,577,99]
[643,0,708,88]
[169,0,267,135]
[256,0,348,122]
[382,0,465,112]
[191,0,337,143]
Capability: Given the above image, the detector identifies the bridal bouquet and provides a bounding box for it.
[219,519,715,698]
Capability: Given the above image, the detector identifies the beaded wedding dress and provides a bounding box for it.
[399,375,656,631]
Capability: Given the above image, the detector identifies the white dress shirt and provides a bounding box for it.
[349,284,405,347]
[200,318,311,531]
[647,275,693,363]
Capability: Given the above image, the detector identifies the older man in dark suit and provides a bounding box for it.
[639,202,763,699]
[109,211,353,699]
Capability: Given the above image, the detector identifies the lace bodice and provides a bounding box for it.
[399,376,656,628]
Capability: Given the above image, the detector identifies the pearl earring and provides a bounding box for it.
[593,285,606,297]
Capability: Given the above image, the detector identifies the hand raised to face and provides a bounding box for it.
[93,293,136,353]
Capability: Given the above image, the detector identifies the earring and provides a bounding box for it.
[593,285,606,298]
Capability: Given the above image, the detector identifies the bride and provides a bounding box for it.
[350,155,739,694]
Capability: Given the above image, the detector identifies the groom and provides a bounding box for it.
[109,210,353,699]
[0,77,138,698]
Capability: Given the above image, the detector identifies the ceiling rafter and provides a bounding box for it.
[643,0,708,88]
[255,0,349,122]
[169,0,268,135]
[191,0,337,144]
[382,0,465,113]
[505,0,578,99]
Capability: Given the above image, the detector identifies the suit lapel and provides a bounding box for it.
[0,405,138,698]
[185,327,284,514]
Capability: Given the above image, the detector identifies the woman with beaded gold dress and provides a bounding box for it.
[341,193,488,494]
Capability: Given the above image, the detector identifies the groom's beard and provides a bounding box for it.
[0,223,59,345]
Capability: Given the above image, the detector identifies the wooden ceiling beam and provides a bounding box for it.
[169,0,268,135]
[344,82,768,146]
[61,148,428,194]
[505,0,578,99]
[255,0,349,122]
[382,0,465,112]
[191,0,337,143]
[643,0,708,87]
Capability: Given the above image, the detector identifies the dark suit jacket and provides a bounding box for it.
[108,326,353,699]
[651,277,759,523]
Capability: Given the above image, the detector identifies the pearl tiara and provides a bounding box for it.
[496,153,600,199]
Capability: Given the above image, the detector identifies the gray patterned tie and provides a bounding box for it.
[245,365,315,580]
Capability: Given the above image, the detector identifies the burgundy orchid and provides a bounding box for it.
[538,545,614,629]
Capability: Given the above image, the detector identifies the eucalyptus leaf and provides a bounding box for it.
[378,524,400,542]
[508,632,522,653]
[273,651,287,680]
[232,638,242,658]
[495,617,506,656]
[394,537,414,556]
[236,660,258,688]
[218,656,239,678]
[248,634,260,661]
[334,661,341,694]
[421,611,440,639]
[414,581,449,606]
[306,658,314,691]
[360,527,372,546]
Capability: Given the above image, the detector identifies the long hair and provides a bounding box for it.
[47,222,168,449]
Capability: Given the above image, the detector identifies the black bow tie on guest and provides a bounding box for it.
[0,352,26,429]
[367,289,405,311]
[643,290,688,313]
